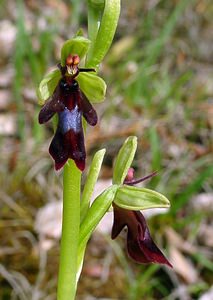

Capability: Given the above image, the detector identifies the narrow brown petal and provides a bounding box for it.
[80,92,98,126]
[38,84,65,124]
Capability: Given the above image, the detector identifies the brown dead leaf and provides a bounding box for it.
[0,21,16,62]
[84,264,103,279]
[0,67,14,88]
[0,90,11,110]
[166,228,197,254]
[198,223,213,247]
[199,103,213,127]
[0,114,16,135]
[170,246,198,284]
[191,193,213,213]
[199,287,213,300]
[35,201,62,238]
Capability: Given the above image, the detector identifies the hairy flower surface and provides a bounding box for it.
[38,55,97,171]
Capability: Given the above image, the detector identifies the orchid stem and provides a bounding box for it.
[57,160,81,300]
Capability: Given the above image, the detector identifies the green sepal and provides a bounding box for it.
[113,136,137,185]
[114,185,170,211]
[77,72,106,103]
[37,69,61,105]
[79,185,118,250]
[61,37,91,66]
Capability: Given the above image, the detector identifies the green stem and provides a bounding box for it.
[57,160,81,300]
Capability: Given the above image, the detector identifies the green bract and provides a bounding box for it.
[37,69,61,105]
[81,149,106,221]
[77,72,106,103]
[79,185,118,249]
[114,185,170,211]
[61,36,91,66]
[86,0,121,68]
[88,0,105,8]
[113,136,137,185]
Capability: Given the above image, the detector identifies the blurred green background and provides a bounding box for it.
[0,0,212,299]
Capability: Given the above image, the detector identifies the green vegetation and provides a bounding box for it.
[0,0,212,299]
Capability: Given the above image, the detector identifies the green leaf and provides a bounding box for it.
[61,37,91,66]
[77,72,106,103]
[79,185,118,250]
[113,136,137,185]
[37,69,61,105]
[114,185,170,210]
[81,149,106,222]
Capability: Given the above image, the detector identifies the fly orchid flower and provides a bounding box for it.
[38,37,106,171]
[112,168,172,267]
[38,54,97,171]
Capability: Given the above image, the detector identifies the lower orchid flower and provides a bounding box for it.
[111,168,172,267]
